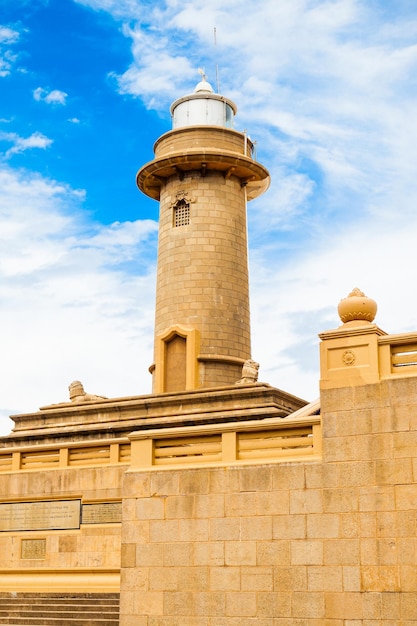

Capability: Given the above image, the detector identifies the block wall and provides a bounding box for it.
[154,169,251,387]
[0,465,124,591]
[120,374,417,625]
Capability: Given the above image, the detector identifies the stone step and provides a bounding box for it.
[0,610,118,618]
[0,593,119,626]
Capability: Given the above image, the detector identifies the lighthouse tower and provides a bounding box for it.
[137,73,270,393]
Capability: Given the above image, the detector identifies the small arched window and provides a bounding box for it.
[173,197,190,227]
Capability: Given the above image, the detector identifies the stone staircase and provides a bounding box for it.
[0,593,120,625]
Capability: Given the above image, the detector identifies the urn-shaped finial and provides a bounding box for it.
[337,288,377,325]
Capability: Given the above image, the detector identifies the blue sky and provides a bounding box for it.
[1,0,417,434]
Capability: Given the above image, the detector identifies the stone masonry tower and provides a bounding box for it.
[137,74,270,393]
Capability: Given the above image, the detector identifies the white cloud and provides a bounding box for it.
[33,87,68,105]
[0,131,53,157]
[0,25,19,77]
[0,164,158,435]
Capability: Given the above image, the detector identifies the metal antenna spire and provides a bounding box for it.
[214,27,220,93]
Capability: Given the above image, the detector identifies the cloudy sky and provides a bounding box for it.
[1,0,416,435]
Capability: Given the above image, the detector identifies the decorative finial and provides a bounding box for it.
[194,69,214,94]
[337,288,377,325]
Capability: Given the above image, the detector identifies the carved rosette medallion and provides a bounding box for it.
[342,350,356,366]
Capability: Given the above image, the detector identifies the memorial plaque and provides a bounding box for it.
[82,502,122,524]
[0,500,81,532]
[21,538,46,559]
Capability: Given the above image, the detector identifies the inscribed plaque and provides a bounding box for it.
[0,500,81,532]
[82,502,122,524]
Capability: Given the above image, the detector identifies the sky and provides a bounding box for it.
[1,0,417,436]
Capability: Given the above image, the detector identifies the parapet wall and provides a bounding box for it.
[120,304,417,624]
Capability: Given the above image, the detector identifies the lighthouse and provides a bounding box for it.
[137,73,270,393]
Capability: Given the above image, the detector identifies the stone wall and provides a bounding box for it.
[120,367,417,623]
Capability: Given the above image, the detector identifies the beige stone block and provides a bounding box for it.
[121,519,149,544]
[148,619,207,626]
[323,408,372,438]
[359,486,395,512]
[396,510,417,537]
[239,466,272,492]
[121,566,148,591]
[210,566,240,591]
[362,591,381,619]
[193,541,224,566]
[209,517,240,541]
[148,566,179,591]
[136,542,164,566]
[324,539,359,565]
[291,540,323,565]
[359,512,377,537]
[360,538,378,565]
[225,591,257,616]
[271,463,306,489]
[401,592,417,619]
[307,514,339,539]
[273,514,305,539]
[240,515,272,540]
[133,591,163,616]
[120,615,147,626]
[340,512,360,538]
[179,469,210,494]
[307,565,343,591]
[256,540,290,566]
[275,620,326,626]
[194,494,225,518]
[178,518,209,542]
[150,519,179,543]
[325,592,363,619]
[150,472,180,496]
[257,591,291,617]
[123,472,150,497]
[361,565,400,592]
[225,541,256,566]
[343,566,360,591]
[292,591,325,618]
[398,537,417,565]
[378,538,399,565]
[121,543,136,568]
[257,490,290,515]
[194,592,226,616]
[163,591,194,616]
[400,565,417,591]
[165,494,195,518]
[323,488,359,513]
[381,591,400,619]
[225,492,258,516]
[136,496,165,520]
[241,566,273,591]
[209,467,240,493]
[290,489,323,514]
[395,484,417,510]
[338,461,376,487]
[164,542,193,566]
[179,566,210,591]
[274,565,307,592]
[376,458,413,485]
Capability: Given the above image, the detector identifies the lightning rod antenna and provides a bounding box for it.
[214,27,221,93]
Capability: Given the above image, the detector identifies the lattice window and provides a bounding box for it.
[173,198,190,227]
